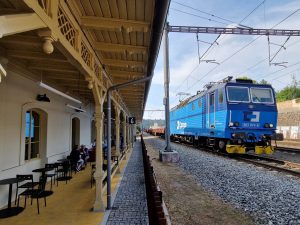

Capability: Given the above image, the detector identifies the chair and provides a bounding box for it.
[17,177,47,214]
[56,161,72,185]
[15,174,39,205]
[45,163,56,190]
[87,149,96,165]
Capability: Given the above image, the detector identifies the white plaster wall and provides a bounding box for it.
[0,70,94,208]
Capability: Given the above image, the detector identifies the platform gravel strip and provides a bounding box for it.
[106,140,149,225]
[144,136,300,225]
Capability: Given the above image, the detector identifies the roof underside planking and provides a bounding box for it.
[0,0,170,121]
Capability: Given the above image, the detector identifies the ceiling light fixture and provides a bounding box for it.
[38,82,82,104]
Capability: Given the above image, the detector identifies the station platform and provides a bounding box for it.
[0,141,148,225]
[103,139,149,225]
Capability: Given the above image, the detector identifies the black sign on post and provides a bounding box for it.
[128,117,136,124]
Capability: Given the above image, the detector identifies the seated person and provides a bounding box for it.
[70,146,85,171]
[79,145,89,165]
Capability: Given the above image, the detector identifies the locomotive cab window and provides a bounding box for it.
[250,88,274,104]
[227,86,249,102]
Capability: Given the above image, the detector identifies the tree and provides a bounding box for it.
[259,79,270,85]
[236,76,271,85]
[236,76,257,83]
[276,76,300,102]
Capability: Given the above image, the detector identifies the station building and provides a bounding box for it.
[0,0,169,214]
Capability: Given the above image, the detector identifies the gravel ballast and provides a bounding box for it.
[144,136,300,225]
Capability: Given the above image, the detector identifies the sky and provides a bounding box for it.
[143,0,300,120]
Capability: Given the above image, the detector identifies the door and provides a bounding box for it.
[209,92,215,128]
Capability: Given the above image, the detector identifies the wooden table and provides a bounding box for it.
[32,167,54,178]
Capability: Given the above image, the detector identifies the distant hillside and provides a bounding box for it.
[142,119,165,129]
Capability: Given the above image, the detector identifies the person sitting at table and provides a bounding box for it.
[79,145,89,165]
[69,146,85,172]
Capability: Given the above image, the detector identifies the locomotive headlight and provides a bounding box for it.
[229,122,234,127]
[234,122,240,127]
[264,123,270,128]
[269,123,274,128]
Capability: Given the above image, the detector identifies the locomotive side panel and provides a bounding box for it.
[170,95,207,136]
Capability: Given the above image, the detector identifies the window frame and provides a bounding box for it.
[250,87,274,104]
[226,86,250,103]
[25,110,41,161]
[218,89,224,103]
[209,92,215,106]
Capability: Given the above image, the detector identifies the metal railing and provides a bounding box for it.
[141,135,167,225]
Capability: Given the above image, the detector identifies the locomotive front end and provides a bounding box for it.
[225,83,277,154]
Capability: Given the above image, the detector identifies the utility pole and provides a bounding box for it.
[160,22,179,162]
[163,22,171,152]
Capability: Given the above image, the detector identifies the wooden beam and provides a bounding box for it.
[103,59,145,68]
[7,50,68,63]
[109,70,144,78]
[80,16,149,33]
[0,34,42,46]
[94,42,147,54]
[0,13,46,38]
[62,83,88,87]
[29,63,78,73]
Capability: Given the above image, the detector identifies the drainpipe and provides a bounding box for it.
[106,76,152,209]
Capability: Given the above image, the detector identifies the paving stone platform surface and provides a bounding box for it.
[106,140,148,225]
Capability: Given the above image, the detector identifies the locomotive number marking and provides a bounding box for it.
[242,122,260,128]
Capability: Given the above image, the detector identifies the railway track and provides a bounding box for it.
[275,146,300,154]
[235,154,300,178]
[164,136,300,178]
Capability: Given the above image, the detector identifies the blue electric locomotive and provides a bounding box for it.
[170,77,278,154]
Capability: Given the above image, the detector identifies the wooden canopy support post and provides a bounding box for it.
[114,105,121,173]
[123,114,127,152]
[114,106,121,157]
[90,81,105,212]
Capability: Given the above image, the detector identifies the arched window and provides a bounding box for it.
[25,110,40,160]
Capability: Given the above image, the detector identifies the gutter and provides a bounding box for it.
[142,0,171,118]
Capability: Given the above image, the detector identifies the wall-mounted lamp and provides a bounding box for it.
[38,82,82,104]
[66,104,86,113]
[36,94,50,102]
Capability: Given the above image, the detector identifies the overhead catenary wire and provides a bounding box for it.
[201,0,267,59]
[238,38,300,76]
[170,8,228,25]
[173,0,248,27]
[239,0,266,24]
[180,7,300,94]
[172,1,268,95]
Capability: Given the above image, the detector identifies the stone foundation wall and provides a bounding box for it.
[277,99,300,140]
